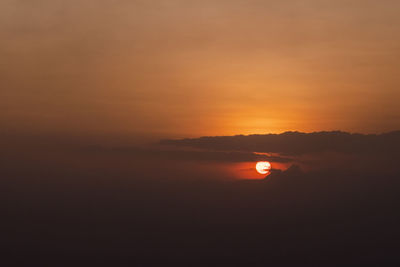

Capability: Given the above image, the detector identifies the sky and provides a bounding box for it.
[1,0,400,139]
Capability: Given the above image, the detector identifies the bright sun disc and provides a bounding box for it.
[256,161,271,175]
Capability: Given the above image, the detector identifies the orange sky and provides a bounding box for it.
[1,0,400,139]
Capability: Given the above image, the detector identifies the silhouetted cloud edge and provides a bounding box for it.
[160,131,400,155]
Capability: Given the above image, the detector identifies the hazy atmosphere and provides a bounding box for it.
[2,1,400,266]
[2,0,400,138]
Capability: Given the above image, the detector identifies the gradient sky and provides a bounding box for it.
[2,0,400,138]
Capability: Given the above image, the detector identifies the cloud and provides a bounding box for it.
[160,131,400,156]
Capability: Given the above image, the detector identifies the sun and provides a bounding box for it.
[256,161,271,175]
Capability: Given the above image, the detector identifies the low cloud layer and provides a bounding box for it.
[160,131,400,155]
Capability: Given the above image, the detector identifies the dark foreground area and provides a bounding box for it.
[2,133,400,266]
[3,169,400,266]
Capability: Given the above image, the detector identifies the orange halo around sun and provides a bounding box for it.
[256,161,271,175]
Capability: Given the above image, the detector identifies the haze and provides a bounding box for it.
[3,1,400,265]
[2,0,400,139]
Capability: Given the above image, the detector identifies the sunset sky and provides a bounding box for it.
[2,0,400,138]
[3,2,400,265]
